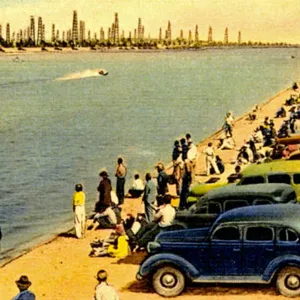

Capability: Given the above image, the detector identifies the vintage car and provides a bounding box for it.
[172,183,297,230]
[137,204,300,298]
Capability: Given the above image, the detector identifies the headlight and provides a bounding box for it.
[147,242,161,253]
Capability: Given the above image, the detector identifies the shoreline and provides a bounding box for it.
[0,45,299,56]
[0,84,296,299]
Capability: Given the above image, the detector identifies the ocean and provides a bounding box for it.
[1,48,300,262]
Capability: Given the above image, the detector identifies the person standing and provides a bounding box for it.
[94,270,119,300]
[115,157,127,205]
[187,140,198,183]
[179,159,192,209]
[172,140,182,196]
[224,111,234,137]
[13,275,36,300]
[155,162,169,206]
[204,142,220,176]
[72,183,86,239]
[142,173,156,222]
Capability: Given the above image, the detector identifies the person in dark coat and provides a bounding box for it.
[96,170,112,211]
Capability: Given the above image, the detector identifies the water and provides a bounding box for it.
[1,48,300,262]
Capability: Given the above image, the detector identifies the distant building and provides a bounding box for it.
[72,10,79,43]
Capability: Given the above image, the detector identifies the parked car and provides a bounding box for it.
[172,183,297,230]
[137,204,300,298]
[238,160,300,200]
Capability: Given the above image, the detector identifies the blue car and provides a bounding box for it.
[137,204,300,297]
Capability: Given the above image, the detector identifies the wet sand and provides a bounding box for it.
[0,86,295,299]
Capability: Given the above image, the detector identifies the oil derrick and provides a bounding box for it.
[42,25,45,42]
[188,30,192,45]
[137,18,143,40]
[79,21,85,43]
[30,16,35,45]
[195,25,199,43]
[72,10,79,43]
[128,31,131,40]
[114,13,119,44]
[141,26,144,40]
[0,25,2,39]
[16,33,20,43]
[20,29,23,42]
[111,23,115,43]
[208,26,213,43]
[134,29,137,42]
[180,29,183,40]
[224,27,228,44]
[51,24,55,43]
[37,17,43,45]
[100,27,104,43]
[167,21,172,42]
[238,31,242,44]
[108,28,111,42]
[62,31,65,42]
[121,30,124,40]
[88,30,91,42]
[6,23,10,43]
[67,30,71,42]
[56,30,59,41]
[158,27,162,43]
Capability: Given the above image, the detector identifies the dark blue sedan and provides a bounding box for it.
[137,204,300,297]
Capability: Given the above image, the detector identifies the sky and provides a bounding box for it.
[0,0,300,43]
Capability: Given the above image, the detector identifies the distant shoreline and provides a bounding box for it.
[0,45,299,56]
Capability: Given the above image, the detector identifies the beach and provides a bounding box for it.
[0,85,294,299]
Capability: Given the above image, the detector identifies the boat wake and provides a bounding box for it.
[55,69,108,81]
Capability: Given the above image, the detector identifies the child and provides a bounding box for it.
[73,183,86,239]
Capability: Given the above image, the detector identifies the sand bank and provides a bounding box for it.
[0,85,294,299]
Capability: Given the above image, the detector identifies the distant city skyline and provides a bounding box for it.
[0,0,299,43]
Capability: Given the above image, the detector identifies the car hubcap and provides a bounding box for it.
[161,273,177,288]
[285,274,300,290]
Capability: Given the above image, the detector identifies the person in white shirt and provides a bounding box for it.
[94,270,119,300]
[187,140,198,183]
[204,142,220,176]
[135,194,176,249]
[128,174,145,198]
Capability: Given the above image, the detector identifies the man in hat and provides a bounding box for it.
[13,275,36,300]
[94,269,119,300]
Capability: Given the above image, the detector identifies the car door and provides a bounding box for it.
[243,225,276,275]
[209,225,242,275]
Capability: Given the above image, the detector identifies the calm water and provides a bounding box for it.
[1,48,300,261]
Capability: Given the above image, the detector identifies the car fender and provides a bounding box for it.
[167,221,188,230]
[262,254,300,281]
[138,253,199,280]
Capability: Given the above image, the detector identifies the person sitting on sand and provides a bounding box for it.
[227,165,242,183]
[13,275,36,300]
[72,183,86,239]
[275,106,287,118]
[127,173,144,198]
[219,137,235,150]
[135,194,176,250]
[94,270,119,300]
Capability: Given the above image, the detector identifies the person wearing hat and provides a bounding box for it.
[13,275,36,300]
[72,183,86,239]
[94,270,119,300]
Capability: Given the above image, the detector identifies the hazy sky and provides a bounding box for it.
[1,0,300,43]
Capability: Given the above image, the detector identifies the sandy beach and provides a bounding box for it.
[0,85,294,299]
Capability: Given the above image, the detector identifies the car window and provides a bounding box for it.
[246,226,274,241]
[212,226,240,241]
[224,200,248,212]
[268,174,291,185]
[208,202,221,214]
[278,228,299,242]
[253,199,273,205]
[240,176,265,185]
[293,173,300,184]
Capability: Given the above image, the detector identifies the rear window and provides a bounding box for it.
[293,173,300,184]
[224,200,248,212]
[268,174,291,185]
[240,176,265,185]
[278,228,299,242]
[246,226,274,241]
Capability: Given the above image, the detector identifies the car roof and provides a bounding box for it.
[213,204,300,232]
[241,160,300,176]
[202,183,295,202]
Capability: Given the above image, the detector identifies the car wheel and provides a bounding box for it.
[276,266,300,297]
[152,266,185,297]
